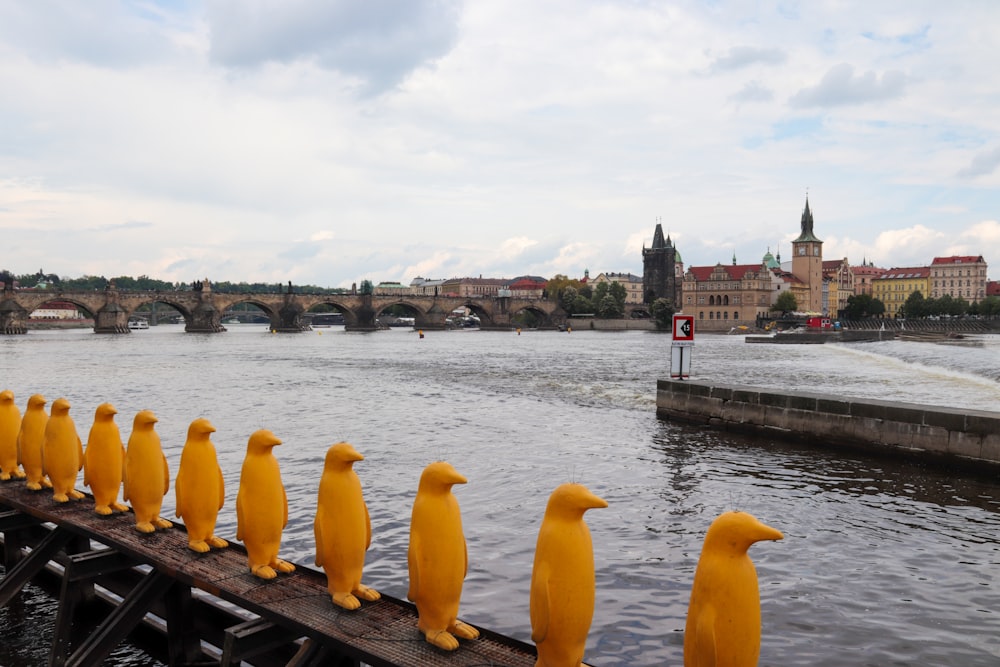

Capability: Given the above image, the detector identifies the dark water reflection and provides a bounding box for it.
[0,327,998,666]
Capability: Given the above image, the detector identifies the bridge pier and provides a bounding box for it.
[94,303,131,334]
[0,294,27,334]
[345,296,379,332]
[270,299,310,333]
[186,301,227,333]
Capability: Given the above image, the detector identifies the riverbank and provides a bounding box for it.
[657,379,1000,470]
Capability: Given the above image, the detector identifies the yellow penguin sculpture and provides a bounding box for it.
[530,483,608,667]
[175,418,228,552]
[83,403,128,514]
[314,442,380,610]
[684,511,784,667]
[122,410,173,533]
[42,398,85,502]
[18,394,51,490]
[0,389,25,480]
[407,461,479,651]
[236,429,295,579]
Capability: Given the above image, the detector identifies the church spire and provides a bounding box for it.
[651,220,666,250]
[793,195,822,243]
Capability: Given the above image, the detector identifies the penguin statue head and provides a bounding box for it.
[27,394,47,410]
[187,417,216,440]
[703,511,783,555]
[94,402,118,421]
[0,389,13,404]
[325,442,364,470]
[51,397,71,416]
[544,482,608,520]
[247,429,282,454]
[132,410,159,431]
[418,461,467,494]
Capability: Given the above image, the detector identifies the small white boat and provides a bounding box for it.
[128,319,149,330]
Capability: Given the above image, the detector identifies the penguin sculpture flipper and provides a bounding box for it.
[691,608,718,667]
[76,436,84,471]
[406,533,420,602]
[122,462,130,501]
[235,493,245,542]
[216,466,225,509]
[160,453,170,493]
[364,503,372,550]
[529,571,550,644]
[175,469,186,519]
[314,512,325,568]
[83,445,91,487]
[282,486,288,527]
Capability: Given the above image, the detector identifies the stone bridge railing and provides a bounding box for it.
[0,286,568,334]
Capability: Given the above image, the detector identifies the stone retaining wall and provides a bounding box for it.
[657,379,1000,469]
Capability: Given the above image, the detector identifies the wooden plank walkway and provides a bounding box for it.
[0,481,538,667]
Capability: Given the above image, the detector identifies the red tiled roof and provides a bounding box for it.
[931,255,985,265]
[686,264,765,282]
[851,265,885,275]
[987,281,1000,296]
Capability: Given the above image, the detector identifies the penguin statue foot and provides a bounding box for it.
[94,505,114,516]
[26,481,42,491]
[41,478,53,488]
[188,540,211,553]
[423,629,460,651]
[135,521,156,534]
[251,565,278,580]
[68,489,84,500]
[111,502,128,512]
[207,536,229,549]
[331,592,362,611]
[273,559,296,574]
[354,585,380,602]
[153,517,173,529]
[449,620,479,640]
[0,472,10,481]
[53,492,70,503]
[12,470,26,479]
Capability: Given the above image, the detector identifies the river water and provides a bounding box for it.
[0,325,998,666]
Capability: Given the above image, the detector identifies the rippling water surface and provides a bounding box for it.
[1,325,998,666]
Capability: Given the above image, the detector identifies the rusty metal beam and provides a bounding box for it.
[221,617,303,666]
[0,525,75,607]
[64,569,174,667]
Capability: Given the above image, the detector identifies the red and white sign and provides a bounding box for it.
[672,314,695,345]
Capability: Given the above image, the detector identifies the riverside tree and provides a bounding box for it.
[772,291,797,314]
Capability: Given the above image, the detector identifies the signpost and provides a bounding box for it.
[670,314,694,379]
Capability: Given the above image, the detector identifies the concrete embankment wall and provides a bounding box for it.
[657,379,1000,469]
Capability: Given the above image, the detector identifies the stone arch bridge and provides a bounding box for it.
[0,287,570,334]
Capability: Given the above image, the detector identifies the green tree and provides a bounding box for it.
[650,298,674,330]
[596,294,623,318]
[976,295,1000,319]
[902,291,926,318]
[772,291,797,313]
[608,281,627,310]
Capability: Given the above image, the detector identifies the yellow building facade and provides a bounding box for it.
[872,267,930,316]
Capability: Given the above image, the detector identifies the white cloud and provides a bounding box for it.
[789,63,907,108]
[958,146,1000,180]
[1,1,999,285]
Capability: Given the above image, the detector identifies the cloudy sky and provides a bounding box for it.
[2,0,998,288]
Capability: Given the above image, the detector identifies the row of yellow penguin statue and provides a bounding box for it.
[0,389,784,667]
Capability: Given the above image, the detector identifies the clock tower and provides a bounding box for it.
[791,197,823,313]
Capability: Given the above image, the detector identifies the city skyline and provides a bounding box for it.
[1,1,998,287]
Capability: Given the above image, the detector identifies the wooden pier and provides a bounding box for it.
[0,482,538,667]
